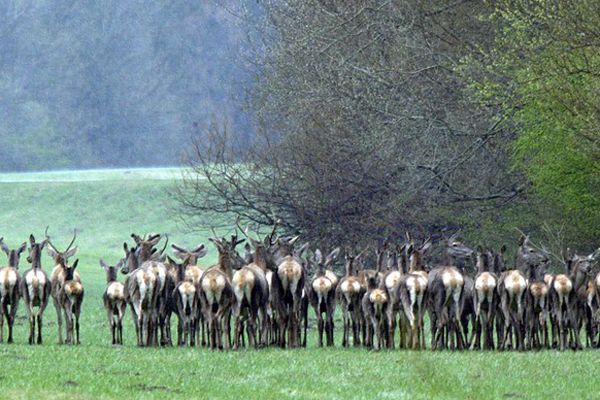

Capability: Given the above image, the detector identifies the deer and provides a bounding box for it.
[427,232,473,350]
[121,242,156,347]
[361,270,388,350]
[20,234,51,345]
[399,238,431,350]
[307,248,339,347]
[45,228,79,345]
[199,235,245,349]
[383,246,405,349]
[131,233,169,346]
[170,243,208,346]
[559,250,599,350]
[336,249,367,347]
[498,234,546,351]
[58,258,83,344]
[100,259,127,345]
[524,258,549,350]
[166,256,198,346]
[470,246,498,350]
[267,235,306,348]
[0,239,26,343]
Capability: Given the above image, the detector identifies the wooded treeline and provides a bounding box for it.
[181,0,600,254]
[0,0,252,171]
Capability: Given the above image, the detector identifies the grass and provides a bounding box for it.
[0,167,597,399]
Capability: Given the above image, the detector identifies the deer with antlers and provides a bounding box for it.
[46,228,80,345]
[0,239,26,343]
[58,258,83,344]
[21,234,51,345]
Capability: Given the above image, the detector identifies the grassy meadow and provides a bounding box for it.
[0,168,596,399]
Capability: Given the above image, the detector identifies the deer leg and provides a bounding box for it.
[0,301,5,343]
[8,301,16,344]
[52,297,63,345]
[28,309,34,345]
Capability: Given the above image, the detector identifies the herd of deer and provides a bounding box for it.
[0,222,599,352]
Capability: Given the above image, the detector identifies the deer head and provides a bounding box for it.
[63,259,79,281]
[209,236,246,272]
[516,234,548,271]
[45,228,78,268]
[171,243,208,266]
[131,233,162,262]
[313,247,340,276]
[475,245,493,274]
[121,242,140,274]
[100,258,124,283]
[492,245,508,274]
[27,234,48,269]
[0,238,27,269]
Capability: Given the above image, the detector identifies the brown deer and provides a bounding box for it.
[170,243,208,346]
[268,235,306,348]
[59,259,84,344]
[383,246,405,349]
[167,256,198,346]
[0,239,26,343]
[524,257,550,350]
[427,233,473,350]
[230,223,271,349]
[46,228,79,344]
[308,248,339,347]
[100,259,126,345]
[400,238,431,350]
[131,233,168,346]
[199,235,245,349]
[20,234,51,344]
[336,249,366,347]
[121,242,157,346]
[470,246,498,350]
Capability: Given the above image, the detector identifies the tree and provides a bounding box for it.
[178,1,524,248]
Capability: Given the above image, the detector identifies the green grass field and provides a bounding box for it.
[0,168,596,399]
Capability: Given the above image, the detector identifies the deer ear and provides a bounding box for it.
[0,239,9,256]
[72,259,79,269]
[193,244,207,258]
[288,235,300,246]
[29,234,36,245]
[131,234,143,244]
[314,249,322,264]
[518,234,526,246]
[17,242,27,255]
[500,244,507,254]
[115,258,125,270]
[477,245,484,253]
[65,246,78,258]
[149,235,161,246]
[325,247,340,265]
[295,242,310,258]
[46,243,58,258]
[99,259,108,270]
[123,242,129,253]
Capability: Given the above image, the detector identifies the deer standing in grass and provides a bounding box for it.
[21,234,51,345]
[170,243,208,345]
[336,249,366,347]
[399,239,431,350]
[46,229,79,344]
[427,233,473,350]
[122,242,156,347]
[470,246,498,350]
[59,258,83,344]
[0,239,26,343]
[101,259,126,345]
[308,248,339,347]
[362,270,388,350]
[199,235,245,349]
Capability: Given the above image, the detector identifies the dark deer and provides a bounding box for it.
[167,256,198,346]
[20,234,51,344]
[100,259,126,345]
[361,270,388,350]
[0,239,26,343]
[308,248,339,347]
[46,228,79,344]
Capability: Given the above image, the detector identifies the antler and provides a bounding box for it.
[64,229,77,254]
[267,219,280,245]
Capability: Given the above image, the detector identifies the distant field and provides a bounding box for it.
[0,168,598,399]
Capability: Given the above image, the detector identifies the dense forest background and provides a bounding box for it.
[2,1,600,252]
[0,1,254,170]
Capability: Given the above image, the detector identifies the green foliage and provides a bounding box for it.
[464,1,600,248]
